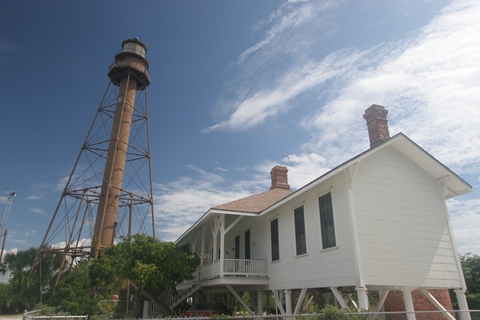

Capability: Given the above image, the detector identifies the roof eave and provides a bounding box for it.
[260,133,472,216]
[175,208,261,244]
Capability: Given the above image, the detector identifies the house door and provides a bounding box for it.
[235,235,240,259]
[245,230,250,259]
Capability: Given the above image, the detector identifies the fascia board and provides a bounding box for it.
[388,134,472,197]
[175,209,261,244]
[175,209,212,244]
[209,209,261,217]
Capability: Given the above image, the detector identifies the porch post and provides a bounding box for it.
[257,290,264,315]
[284,289,292,315]
[401,288,416,320]
[212,219,217,278]
[200,225,205,265]
[454,289,472,320]
[356,286,369,311]
[220,214,225,277]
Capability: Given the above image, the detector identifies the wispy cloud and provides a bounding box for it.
[25,230,36,237]
[448,197,480,254]
[154,166,264,241]
[26,195,42,200]
[209,0,480,172]
[241,0,342,64]
[7,239,29,245]
[160,0,480,251]
[299,0,480,171]
[205,50,362,132]
[56,176,70,192]
[31,207,50,217]
[207,0,346,131]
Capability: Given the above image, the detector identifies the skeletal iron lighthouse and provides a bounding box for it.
[91,38,151,258]
[34,38,155,270]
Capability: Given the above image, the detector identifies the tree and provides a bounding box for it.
[89,234,200,316]
[49,260,115,320]
[0,247,64,311]
[0,282,14,313]
[459,253,480,309]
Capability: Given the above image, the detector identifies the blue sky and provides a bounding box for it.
[1,0,480,264]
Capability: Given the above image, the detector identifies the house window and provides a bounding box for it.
[294,206,307,255]
[271,218,279,261]
[319,192,336,249]
[245,230,250,259]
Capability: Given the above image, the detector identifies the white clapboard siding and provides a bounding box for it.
[353,146,461,288]
[266,174,357,291]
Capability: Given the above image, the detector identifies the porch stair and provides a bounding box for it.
[167,269,201,309]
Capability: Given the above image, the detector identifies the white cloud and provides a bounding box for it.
[154,166,266,241]
[241,0,341,64]
[208,0,480,173]
[206,50,362,132]
[6,238,28,245]
[56,176,70,192]
[26,195,42,200]
[299,0,480,172]
[31,207,43,215]
[0,247,18,284]
[158,0,480,254]
[282,153,331,188]
[447,197,480,254]
[25,230,36,237]
[30,207,50,218]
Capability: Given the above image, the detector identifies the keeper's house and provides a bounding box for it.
[174,105,472,320]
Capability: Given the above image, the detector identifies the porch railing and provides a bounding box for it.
[200,258,267,280]
[224,259,267,276]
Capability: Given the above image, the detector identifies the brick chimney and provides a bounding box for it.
[270,166,290,190]
[363,104,390,148]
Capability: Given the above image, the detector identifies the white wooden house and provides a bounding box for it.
[173,105,472,320]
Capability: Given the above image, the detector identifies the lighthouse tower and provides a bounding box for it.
[34,38,155,272]
[91,38,151,258]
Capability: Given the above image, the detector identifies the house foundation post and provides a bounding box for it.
[257,290,264,315]
[284,289,292,315]
[356,287,369,311]
[401,288,416,320]
[454,289,472,320]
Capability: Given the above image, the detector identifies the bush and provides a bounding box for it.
[321,305,349,320]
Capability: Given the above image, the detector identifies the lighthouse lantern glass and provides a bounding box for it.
[123,42,146,58]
